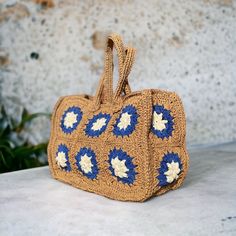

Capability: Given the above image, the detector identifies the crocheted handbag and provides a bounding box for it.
[48,33,189,202]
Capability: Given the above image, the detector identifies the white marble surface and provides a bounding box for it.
[0,0,236,146]
[0,143,236,236]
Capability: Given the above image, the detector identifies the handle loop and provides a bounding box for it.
[114,46,136,100]
[93,34,135,110]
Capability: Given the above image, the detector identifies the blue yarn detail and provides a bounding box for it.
[60,106,83,134]
[113,105,139,137]
[151,105,174,139]
[157,152,182,187]
[84,113,111,137]
[108,148,137,185]
[75,147,99,179]
[56,144,71,172]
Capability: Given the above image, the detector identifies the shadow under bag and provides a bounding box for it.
[48,33,189,201]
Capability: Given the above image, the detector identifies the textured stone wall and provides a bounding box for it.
[0,0,236,146]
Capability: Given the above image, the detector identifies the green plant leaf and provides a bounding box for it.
[0,103,50,173]
[14,112,51,132]
[0,151,10,169]
[0,146,14,170]
[23,157,42,169]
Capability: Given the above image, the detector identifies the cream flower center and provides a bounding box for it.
[164,161,181,183]
[91,117,107,131]
[64,112,78,128]
[111,157,129,178]
[153,112,168,131]
[56,151,67,168]
[117,112,131,130]
[79,154,93,173]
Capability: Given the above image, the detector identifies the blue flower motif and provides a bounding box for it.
[157,152,182,187]
[113,105,138,137]
[85,113,111,137]
[61,106,83,134]
[56,144,71,172]
[75,147,99,179]
[151,105,174,139]
[108,148,137,185]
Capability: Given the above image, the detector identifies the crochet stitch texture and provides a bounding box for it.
[48,33,189,202]
[157,152,182,186]
[152,105,174,139]
[60,106,83,134]
[108,148,137,184]
[56,144,71,172]
[85,113,111,137]
[75,147,99,180]
[113,105,139,137]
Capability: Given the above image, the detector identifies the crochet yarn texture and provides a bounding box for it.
[48,33,189,202]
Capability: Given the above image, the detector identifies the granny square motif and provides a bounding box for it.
[48,34,189,201]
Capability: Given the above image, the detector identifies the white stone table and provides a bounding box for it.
[1,143,236,236]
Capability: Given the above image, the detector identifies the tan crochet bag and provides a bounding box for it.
[48,33,189,202]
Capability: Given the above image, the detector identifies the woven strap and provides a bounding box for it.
[114,46,136,100]
[94,33,135,108]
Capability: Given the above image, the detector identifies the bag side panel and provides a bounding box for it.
[149,89,189,195]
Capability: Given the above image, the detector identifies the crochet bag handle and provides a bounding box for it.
[93,33,135,109]
[114,46,136,100]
